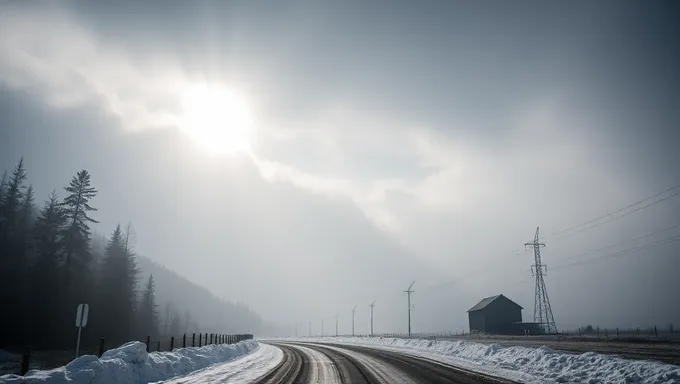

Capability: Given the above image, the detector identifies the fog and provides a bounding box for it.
[1,1,679,336]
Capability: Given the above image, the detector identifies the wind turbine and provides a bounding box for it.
[369,300,376,337]
[404,281,415,338]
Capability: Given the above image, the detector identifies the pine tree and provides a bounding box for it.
[138,274,159,339]
[0,170,8,206]
[59,170,98,345]
[17,185,35,261]
[96,224,139,345]
[30,191,66,347]
[169,306,182,337]
[0,158,27,229]
[122,223,140,308]
[97,226,123,343]
[60,170,98,287]
[0,159,28,345]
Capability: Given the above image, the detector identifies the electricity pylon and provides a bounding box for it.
[524,227,557,334]
[404,281,415,338]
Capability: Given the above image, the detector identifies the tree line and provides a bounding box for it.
[0,158,160,350]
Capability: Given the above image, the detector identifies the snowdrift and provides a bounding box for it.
[0,340,259,384]
[286,336,680,384]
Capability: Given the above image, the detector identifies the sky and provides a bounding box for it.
[1,0,679,334]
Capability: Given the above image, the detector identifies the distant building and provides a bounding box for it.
[467,294,536,335]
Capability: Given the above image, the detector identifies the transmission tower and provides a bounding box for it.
[524,227,557,334]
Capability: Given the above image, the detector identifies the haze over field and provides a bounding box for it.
[1,0,679,335]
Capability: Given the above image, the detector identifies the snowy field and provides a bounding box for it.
[270,336,680,384]
[0,340,270,384]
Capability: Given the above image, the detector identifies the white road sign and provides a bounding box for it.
[75,303,89,328]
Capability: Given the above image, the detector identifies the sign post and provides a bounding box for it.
[75,303,89,358]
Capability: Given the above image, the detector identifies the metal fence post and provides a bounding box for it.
[199,333,202,347]
[192,333,196,347]
[20,345,31,376]
[98,338,105,357]
[146,336,151,352]
[183,334,186,348]
[156,340,161,352]
[170,336,174,351]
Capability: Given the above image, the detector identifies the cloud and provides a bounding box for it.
[0,4,647,250]
[0,7,185,130]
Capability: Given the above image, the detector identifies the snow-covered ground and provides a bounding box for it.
[0,340,264,384]
[270,336,680,384]
[158,343,282,384]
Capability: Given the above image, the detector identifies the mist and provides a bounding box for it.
[1,0,679,344]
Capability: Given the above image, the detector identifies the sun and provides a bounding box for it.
[180,83,255,156]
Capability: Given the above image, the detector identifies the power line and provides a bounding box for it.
[552,189,680,241]
[551,233,680,271]
[556,222,680,264]
[546,182,680,240]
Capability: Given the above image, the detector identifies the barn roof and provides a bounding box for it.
[467,294,523,312]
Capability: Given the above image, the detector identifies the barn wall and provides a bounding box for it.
[485,297,522,334]
[468,311,485,333]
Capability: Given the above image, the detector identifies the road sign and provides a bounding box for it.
[75,304,89,327]
[75,303,89,358]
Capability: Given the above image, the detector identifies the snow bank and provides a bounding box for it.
[0,340,259,384]
[281,336,680,384]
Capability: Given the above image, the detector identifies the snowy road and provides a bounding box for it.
[254,342,515,384]
[158,344,283,384]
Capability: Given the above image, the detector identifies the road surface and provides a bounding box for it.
[256,342,515,384]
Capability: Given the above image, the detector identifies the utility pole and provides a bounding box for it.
[335,313,339,337]
[404,281,415,338]
[295,323,298,338]
[369,300,376,337]
[352,305,357,336]
[525,227,557,334]
[321,319,324,336]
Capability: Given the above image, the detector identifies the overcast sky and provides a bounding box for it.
[1,0,679,334]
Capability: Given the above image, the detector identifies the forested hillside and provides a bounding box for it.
[0,158,268,351]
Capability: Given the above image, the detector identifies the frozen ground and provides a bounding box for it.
[434,335,680,366]
[0,340,261,384]
[271,336,680,384]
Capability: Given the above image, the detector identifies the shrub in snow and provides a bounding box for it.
[0,340,259,384]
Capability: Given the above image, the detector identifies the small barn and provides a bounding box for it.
[467,294,523,335]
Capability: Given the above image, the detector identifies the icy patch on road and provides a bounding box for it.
[272,336,680,384]
[0,340,259,384]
